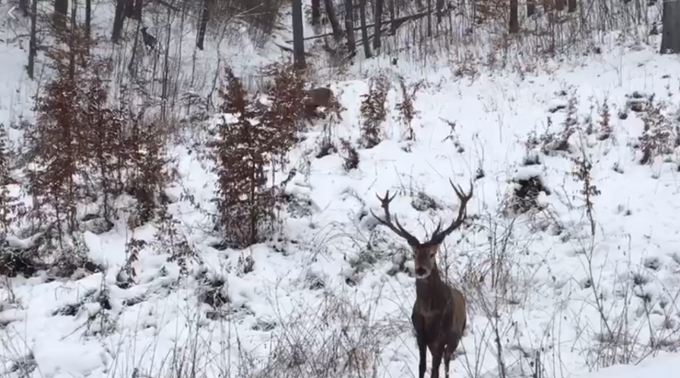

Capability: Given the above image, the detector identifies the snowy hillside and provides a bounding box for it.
[3,0,680,378]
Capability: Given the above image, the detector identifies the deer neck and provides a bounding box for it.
[415,264,444,304]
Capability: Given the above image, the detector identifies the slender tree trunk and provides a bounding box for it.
[527,0,535,17]
[197,0,212,50]
[509,0,519,33]
[436,0,444,23]
[292,0,307,69]
[134,0,143,20]
[345,0,356,54]
[311,0,321,25]
[54,0,68,29]
[28,0,37,79]
[323,0,343,41]
[567,0,576,13]
[19,0,28,16]
[112,0,126,42]
[85,0,92,43]
[373,0,384,50]
[427,0,432,36]
[125,0,134,18]
[661,0,680,54]
[389,0,396,33]
[359,0,371,58]
[69,0,76,80]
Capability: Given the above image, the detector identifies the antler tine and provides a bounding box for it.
[370,191,421,246]
[428,179,474,245]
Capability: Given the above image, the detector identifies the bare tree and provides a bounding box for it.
[527,0,535,17]
[661,0,680,54]
[112,0,126,42]
[54,0,68,28]
[509,0,519,33]
[292,0,306,69]
[197,0,213,50]
[85,0,92,44]
[568,0,576,12]
[134,0,143,20]
[323,0,343,41]
[373,0,384,49]
[312,0,321,25]
[28,0,37,79]
[19,0,28,16]
[345,0,356,55]
[359,0,371,58]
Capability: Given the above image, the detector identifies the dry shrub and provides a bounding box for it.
[0,125,22,234]
[597,98,612,141]
[636,98,677,165]
[7,20,173,278]
[212,64,303,247]
[360,74,390,149]
[340,138,359,171]
[256,291,404,378]
[395,77,422,142]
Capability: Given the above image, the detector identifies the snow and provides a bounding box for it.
[2,1,680,378]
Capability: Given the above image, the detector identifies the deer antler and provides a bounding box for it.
[370,191,421,246]
[427,180,474,245]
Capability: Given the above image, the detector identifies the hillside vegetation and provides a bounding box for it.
[1,1,680,378]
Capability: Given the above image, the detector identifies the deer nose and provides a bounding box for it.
[414,268,427,277]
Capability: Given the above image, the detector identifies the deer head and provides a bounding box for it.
[371,180,474,279]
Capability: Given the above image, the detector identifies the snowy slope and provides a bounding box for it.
[3,1,680,378]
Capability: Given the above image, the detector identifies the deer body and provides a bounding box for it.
[412,266,467,378]
[302,87,341,120]
[371,180,473,378]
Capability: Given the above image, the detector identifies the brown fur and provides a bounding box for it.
[371,181,473,378]
[411,244,467,378]
[302,87,341,120]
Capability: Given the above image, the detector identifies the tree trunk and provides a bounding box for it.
[323,0,343,41]
[134,0,143,20]
[19,0,28,16]
[197,0,212,50]
[359,0,371,58]
[389,0,396,33]
[112,0,126,42]
[292,0,307,69]
[527,0,535,17]
[373,0,384,50]
[345,0,356,54]
[509,0,519,33]
[85,0,92,42]
[28,0,37,79]
[427,0,432,36]
[436,0,444,23]
[555,0,565,11]
[54,0,68,29]
[125,0,134,18]
[311,0,321,25]
[661,0,680,54]
[69,0,76,80]
[567,0,576,13]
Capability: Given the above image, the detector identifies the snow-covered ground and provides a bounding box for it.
[3,1,680,378]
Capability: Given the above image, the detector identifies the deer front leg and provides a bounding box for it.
[430,343,445,378]
[416,333,428,378]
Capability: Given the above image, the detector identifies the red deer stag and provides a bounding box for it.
[371,180,473,378]
[302,87,341,120]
